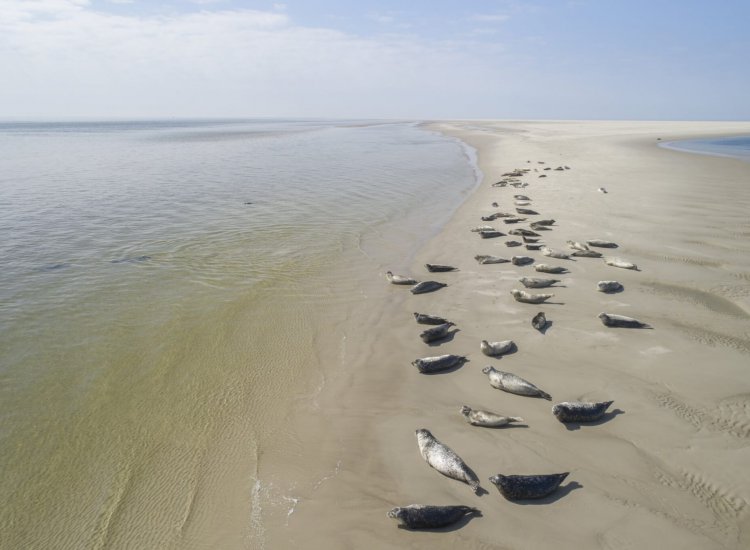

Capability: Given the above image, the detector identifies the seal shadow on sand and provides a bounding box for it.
[563,409,625,432]
[398,510,483,533]
[509,481,583,505]
[427,329,460,347]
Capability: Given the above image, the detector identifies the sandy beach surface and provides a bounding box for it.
[260,121,750,549]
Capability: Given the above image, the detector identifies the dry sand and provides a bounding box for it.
[261,121,750,549]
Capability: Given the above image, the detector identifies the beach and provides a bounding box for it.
[267,121,750,549]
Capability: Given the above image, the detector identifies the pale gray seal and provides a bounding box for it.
[566,240,589,251]
[552,401,614,423]
[413,312,449,325]
[425,263,457,272]
[515,200,531,206]
[475,255,509,264]
[511,289,554,304]
[411,281,447,294]
[415,429,481,494]
[511,255,534,266]
[571,249,602,258]
[586,239,618,248]
[514,194,530,200]
[532,311,547,331]
[412,354,467,373]
[540,246,570,260]
[534,264,568,274]
[480,339,515,357]
[489,473,569,500]
[471,225,496,232]
[460,405,523,427]
[599,312,651,328]
[386,271,418,285]
[519,277,559,288]
[605,257,638,270]
[420,322,455,343]
[597,281,623,293]
[516,208,539,215]
[387,504,480,530]
[482,366,551,400]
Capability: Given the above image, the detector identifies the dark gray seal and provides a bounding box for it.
[489,473,569,500]
[387,504,480,530]
[509,228,540,237]
[586,239,618,248]
[597,281,623,293]
[420,322,455,343]
[505,240,523,247]
[598,312,650,328]
[479,230,504,239]
[532,311,548,332]
[503,217,527,224]
[526,243,544,251]
[533,219,556,226]
[516,208,539,215]
[511,255,535,266]
[416,429,481,494]
[552,401,614,423]
[411,281,447,294]
[461,405,523,427]
[425,263,457,272]
[534,264,568,274]
[482,366,551,400]
[412,354,467,374]
[413,312,449,325]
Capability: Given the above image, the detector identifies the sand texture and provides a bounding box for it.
[262,121,750,549]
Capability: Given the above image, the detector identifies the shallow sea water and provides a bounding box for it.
[0,120,478,548]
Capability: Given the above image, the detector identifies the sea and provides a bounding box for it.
[0,119,479,548]
[660,134,750,162]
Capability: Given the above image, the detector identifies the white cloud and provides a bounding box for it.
[469,14,510,23]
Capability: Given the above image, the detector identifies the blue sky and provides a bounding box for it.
[1,0,748,119]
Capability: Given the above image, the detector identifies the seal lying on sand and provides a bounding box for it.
[461,405,523,427]
[552,401,614,423]
[566,240,589,251]
[532,311,548,331]
[386,271,418,285]
[420,323,455,343]
[489,473,569,500]
[387,504,480,530]
[586,239,618,248]
[479,230,504,239]
[511,256,534,266]
[519,277,559,288]
[412,354,467,373]
[413,312,449,325]
[605,257,638,270]
[471,225,496,232]
[415,429,481,494]
[411,281,447,294]
[571,249,602,258]
[540,246,570,260]
[516,208,539,215]
[511,289,554,304]
[534,264,568,274]
[475,255,509,264]
[597,281,623,293]
[599,312,650,328]
[425,263,457,272]
[480,339,515,357]
[482,366,551,399]
[534,219,556,226]
[509,228,540,237]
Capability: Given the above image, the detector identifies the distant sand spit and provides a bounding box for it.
[259,121,750,549]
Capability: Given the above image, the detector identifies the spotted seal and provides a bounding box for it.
[420,322,455,343]
[511,256,535,266]
[566,240,589,251]
[597,281,623,293]
[552,401,614,423]
[475,255,510,264]
[387,504,480,530]
[510,289,554,304]
[413,312,449,325]
[425,263,457,272]
[386,271,418,285]
[489,473,569,500]
[598,312,650,328]
[480,339,515,357]
[460,405,523,427]
[411,281,447,294]
[412,354,467,373]
[540,246,571,260]
[482,366,551,400]
[509,228,540,237]
[531,311,548,331]
[519,277,559,288]
[415,429,481,494]
[534,264,568,274]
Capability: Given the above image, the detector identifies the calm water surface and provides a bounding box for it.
[661,135,750,162]
[0,120,478,548]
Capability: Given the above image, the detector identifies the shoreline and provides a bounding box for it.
[268,120,750,549]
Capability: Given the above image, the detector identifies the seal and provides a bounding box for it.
[514,194,530,200]
[482,366,551,400]
[526,243,544,251]
[529,222,551,231]
[540,246,571,260]
[480,339,515,357]
[571,249,602,258]
[503,217,527,224]
[532,311,548,331]
[598,187,608,193]
[516,207,539,215]
[471,225,496,232]
[586,239,618,248]
[534,264,568,274]
[597,281,623,293]
[533,219,556,226]
[411,281,447,294]
[479,230,504,239]
[511,289,554,304]
[505,240,523,247]
[412,354,467,374]
[413,312,449,325]
[509,228,540,237]
[387,504,480,530]
[598,312,651,328]
[566,240,589,251]
[386,271,418,285]
[420,322,455,343]
[425,263,457,272]
[489,473,569,500]
[511,255,535,266]
[605,257,638,270]
[475,255,509,264]
[522,236,540,243]
[552,401,614,423]
[460,405,523,427]
[415,429,481,494]
[515,200,531,206]
[519,276,560,288]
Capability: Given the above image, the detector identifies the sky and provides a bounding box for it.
[1,0,749,120]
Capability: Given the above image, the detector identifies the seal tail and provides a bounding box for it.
[508,416,524,423]
[469,480,482,495]
[539,391,552,401]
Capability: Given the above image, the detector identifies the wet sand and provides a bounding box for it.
[264,121,750,549]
